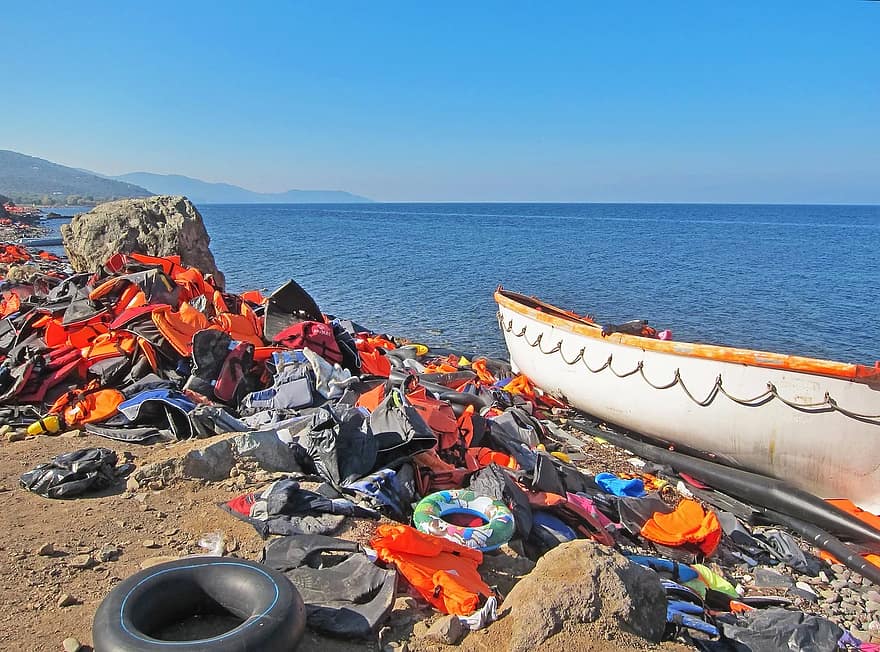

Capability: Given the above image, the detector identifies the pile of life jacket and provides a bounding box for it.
[5,251,859,645]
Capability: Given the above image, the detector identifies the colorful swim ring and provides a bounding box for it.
[413,489,515,551]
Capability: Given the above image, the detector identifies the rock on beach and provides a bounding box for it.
[61,195,225,287]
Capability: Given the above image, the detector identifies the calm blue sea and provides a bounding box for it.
[48,203,880,364]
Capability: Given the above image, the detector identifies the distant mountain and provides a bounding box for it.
[114,172,372,204]
[0,150,150,205]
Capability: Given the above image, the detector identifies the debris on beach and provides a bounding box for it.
[1,197,879,651]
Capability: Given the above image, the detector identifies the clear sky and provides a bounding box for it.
[1,2,878,202]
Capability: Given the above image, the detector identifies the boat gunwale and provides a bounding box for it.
[495,287,880,385]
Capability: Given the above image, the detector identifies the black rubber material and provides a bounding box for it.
[761,508,880,587]
[387,369,491,411]
[92,556,306,651]
[570,421,880,545]
[262,534,396,638]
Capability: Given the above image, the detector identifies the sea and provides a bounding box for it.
[43,203,879,364]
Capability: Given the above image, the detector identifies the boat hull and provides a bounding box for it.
[496,290,880,512]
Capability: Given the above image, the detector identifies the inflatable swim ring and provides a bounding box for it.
[413,489,515,551]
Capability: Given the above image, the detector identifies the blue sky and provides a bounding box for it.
[1,2,878,202]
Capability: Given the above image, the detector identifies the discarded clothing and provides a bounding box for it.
[262,534,396,639]
[20,447,122,498]
[370,524,493,616]
[715,607,843,652]
[595,471,646,497]
[344,466,416,521]
[224,479,379,537]
[641,498,722,557]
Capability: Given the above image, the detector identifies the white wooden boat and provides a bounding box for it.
[495,288,880,512]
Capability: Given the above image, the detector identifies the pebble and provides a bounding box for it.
[792,582,818,602]
[830,564,847,575]
[394,596,420,611]
[866,590,880,603]
[99,545,120,562]
[62,637,81,652]
[125,476,140,492]
[142,539,159,549]
[56,593,77,608]
[820,590,840,603]
[866,601,880,614]
[5,431,25,443]
[60,429,83,438]
[384,643,409,652]
[426,614,465,645]
[67,554,95,569]
[36,542,54,556]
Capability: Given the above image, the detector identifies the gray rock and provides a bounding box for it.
[67,554,95,569]
[820,589,840,603]
[474,540,667,650]
[791,582,818,602]
[830,579,848,590]
[36,542,54,556]
[99,545,120,562]
[62,637,81,652]
[754,568,794,589]
[426,614,465,645]
[61,196,224,287]
[866,600,880,614]
[183,439,234,481]
[866,590,880,603]
[830,564,846,575]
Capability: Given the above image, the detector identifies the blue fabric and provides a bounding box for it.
[627,555,700,582]
[118,389,196,419]
[345,468,407,520]
[532,510,577,541]
[595,472,645,497]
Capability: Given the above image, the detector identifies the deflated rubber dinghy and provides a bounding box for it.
[263,280,324,342]
[92,556,306,651]
[262,534,397,639]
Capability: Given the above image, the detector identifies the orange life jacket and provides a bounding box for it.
[370,524,492,615]
[152,303,208,356]
[406,384,462,453]
[465,447,519,471]
[817,499,880,570]
[471,358,497,384]
[355,383,386,412]
[640,499,721,556]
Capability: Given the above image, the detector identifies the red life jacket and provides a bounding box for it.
[273,321,342,365]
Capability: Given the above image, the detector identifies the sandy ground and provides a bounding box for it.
[0,432,271,650]
[0,425,683,652]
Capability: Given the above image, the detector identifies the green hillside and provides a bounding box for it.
[0,150,151,205]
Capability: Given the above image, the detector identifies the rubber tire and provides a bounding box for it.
[92,556,306,652]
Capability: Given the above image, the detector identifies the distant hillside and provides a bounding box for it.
[114,172,372,204]
[0,150,150,205]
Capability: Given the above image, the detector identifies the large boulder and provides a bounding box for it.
[61,195,224,288]
[461,540,667,652]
